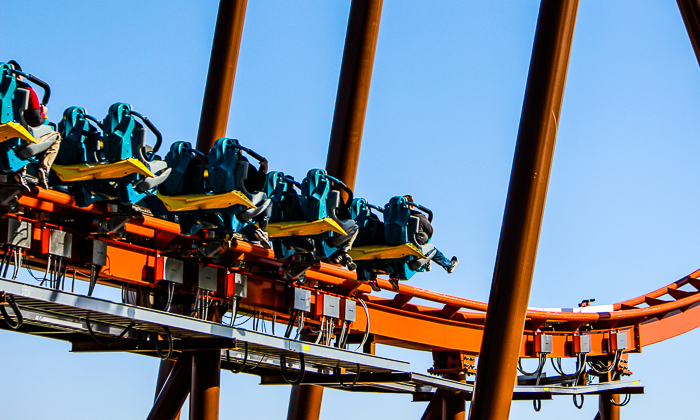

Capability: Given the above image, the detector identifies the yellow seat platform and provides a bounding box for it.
[0,121,37,144]
[52,158,156,182]
[267,218,347,238]
[156,190,254,212]
[348,243,425,261]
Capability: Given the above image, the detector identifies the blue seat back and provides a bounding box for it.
[102,102,145,163]
[160,141,206,196]
[0,63,17,124]
[208,138,241,194]
[300,169,330,221]
[57,107,101,165]
[383,196,413,246]
[265,171,302,222]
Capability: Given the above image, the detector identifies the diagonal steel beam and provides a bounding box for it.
[678,0,700,69]
[148,353,193,420]
[469,1,579,419]
[196,0,249,153]
[325,0,384,191]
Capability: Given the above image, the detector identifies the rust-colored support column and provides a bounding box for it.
[468,1,579,419]
[147,353,193,420]
[196,0,248,152]
[442,373,466,420]
[154,359,181,420]
[190,349,222,420]
[287,385,324,420]
[287,2,383,420]
[420,391,443,420]
[325,0,383,190]
[678,0,700,68]
[596,371,621,420]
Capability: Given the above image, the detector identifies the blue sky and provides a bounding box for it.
[2,1,700,419]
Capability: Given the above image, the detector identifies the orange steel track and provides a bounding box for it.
[10,186,700,360]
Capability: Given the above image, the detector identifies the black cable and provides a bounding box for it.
[0,295,23,329]
[588,351,621,375]
[154,325,173,360]
[609,394,631,407]
[284,310,298,338]
[280,353,305,385]
[517,354,546,376]
[533,399,541,412]
[85,314,134,346]
[573,394,584,409]
[87,265,97,297]
[227,341,249,374]
[334,363,361,389]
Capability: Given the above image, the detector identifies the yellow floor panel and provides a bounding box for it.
[267,218,347,238]
[348,243,425,261]
[53,158,156,182]
[157,190,255,212]
[0,121,37,144]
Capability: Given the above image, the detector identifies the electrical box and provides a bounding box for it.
[197,265,218,292]
[574,334,591,354]
[340,299,356,322]
[225,272,247,298]
[317,294,340,319]
[611,331,628,351]
[0,218,31,249]
[289,287,311,313]
[42,229,72,258]
[82,238,107,266]
[534,334,553,354]
[155,256,184,284]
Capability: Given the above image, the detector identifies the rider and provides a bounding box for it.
[8,60,61,191]
[404,195,458,274]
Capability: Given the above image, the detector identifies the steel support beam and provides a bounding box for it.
[596,371,621,420]
[190,349,222,420]
[420,390,444,420]
[196,0,248,152]
[147,353,193,420]
[678,0,700,69]
[442,373,466,420]
[287,2,383,419]
[325,0,383,191]
[468,1,579,419]
[287,385,324,420]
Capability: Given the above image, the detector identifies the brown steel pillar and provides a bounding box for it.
[468,1,579,419]
[190,349,222,420]
[678,0,700,68]
[596,371,620,420]
[442,373,466,420]
[325,0,384,190]
[148,353,193,420]
[155,359,181,420]
[287,385,325,420]
[287,2,383,419]
[196,0,248,152]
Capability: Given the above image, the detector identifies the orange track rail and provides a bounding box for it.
[12,187,700,359]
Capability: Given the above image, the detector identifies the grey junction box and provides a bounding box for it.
[197,266,218,292]
[0,218,31,249]
[289,287,311,312]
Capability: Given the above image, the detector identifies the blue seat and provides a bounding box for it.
[350,196,435,282]
[154,138,271,239]
[0,62,60,175]
[265,168,358,263]
[52,102,170,207]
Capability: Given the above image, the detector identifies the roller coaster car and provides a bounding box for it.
[52,103,171,208]
[265,169,358,272]
[153,138,271,239]
[349,196,435,283]
[0,62,59,179]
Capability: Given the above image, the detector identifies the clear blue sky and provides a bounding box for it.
[2,1,700,419]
